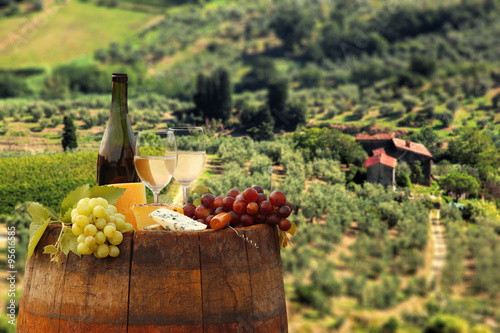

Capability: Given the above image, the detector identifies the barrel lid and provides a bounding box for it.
[112,73,128,82]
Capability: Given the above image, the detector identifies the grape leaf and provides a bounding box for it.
[89,185,126,205]
[61,209,73,224]
[158,194,173,204]
[193,197,202,207]
[27,217,50,260]
[287,222,296,237]
[27,203,49,236]
[59,227,80,257]
[46,207,59,220]
[43,245,59,254]
[60,184,90,217]
[278,228,293,249]
[192,185,211,194]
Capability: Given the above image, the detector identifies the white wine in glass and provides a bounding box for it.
[134,131,177,204]
[168,127,206,205]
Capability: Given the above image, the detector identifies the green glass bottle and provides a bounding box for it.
[97,73,139,185]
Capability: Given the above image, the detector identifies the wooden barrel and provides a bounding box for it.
[18,223,288,332]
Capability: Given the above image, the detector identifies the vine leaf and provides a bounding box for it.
[27,203,49,236]
[60,184,90,218]
[59,227,80,257]
[89,185,126,205]
[43,245,59,254]
[288,222,296,236]
[27,217,51,260]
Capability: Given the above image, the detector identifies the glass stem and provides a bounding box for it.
[153,191,160,204]
[182,185,189,205]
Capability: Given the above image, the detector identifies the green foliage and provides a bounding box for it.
[424,314,469,333]
[396,162,411,188]
[270,5,314,51]
[440,172,480,200]
[193,67,232,121]
[239,57,277,92]
[267,78,288,129]
[53,64,108,94]
[0,74,30,98]
[0,151,96,214]
[448,127,500,178]
[437,110,454,127]
[410,54,436,78]
[62,116,78,151]
[293,128,366,166]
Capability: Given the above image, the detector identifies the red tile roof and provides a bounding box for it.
[372,148,386,156]
[356,133,395,141]
[392,138,432,157]
[365,154,397,168]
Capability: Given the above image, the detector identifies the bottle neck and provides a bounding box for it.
[110,81,128,121]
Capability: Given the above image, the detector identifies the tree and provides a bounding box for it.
[62,116,78,151]
[396,162,411,188]
[437,110,454,127]
[247,122,274,141]
[439,172,480,201]
[447,127,500,177]
[267,78,288,129]
[492,92,500,108]
[446,98,460,113]
[270,6,314,51]
[40,75,69,100]
[238,57,277,91]
[284,101,306,132]
[193,68,232,121]
[402,95,419,112]
[293,128,367,166]
[410,54,436,78]
[0,74,30,98]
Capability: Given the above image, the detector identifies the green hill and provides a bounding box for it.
[0,1,158,68]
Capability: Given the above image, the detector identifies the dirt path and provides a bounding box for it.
[429,209,446,290]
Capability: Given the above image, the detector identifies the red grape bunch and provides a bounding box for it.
[182,185,293,231]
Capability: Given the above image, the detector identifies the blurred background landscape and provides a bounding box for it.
[1,0,500,332]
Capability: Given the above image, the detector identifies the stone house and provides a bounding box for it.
[356,133,433,186]
[364,148,397,189]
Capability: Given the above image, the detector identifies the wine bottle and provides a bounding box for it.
[97,73,140,185]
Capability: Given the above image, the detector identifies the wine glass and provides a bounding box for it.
[168,127,206,205]
[134,131,177,204]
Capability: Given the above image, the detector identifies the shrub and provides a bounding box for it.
[437,110,454,127]
[353,105,368,120]
[379,104,394,117]
[424,314,469,333]
[0,74,30,98]
[402,95,419,112]
[446,98,460,113]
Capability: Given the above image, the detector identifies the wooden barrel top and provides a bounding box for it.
[18,223,288,332]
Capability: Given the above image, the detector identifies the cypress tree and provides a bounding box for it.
[267,78,288,129]
[193,68,232,121]
[62,116,78,151]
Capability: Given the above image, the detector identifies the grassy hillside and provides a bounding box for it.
[0,1,158,68]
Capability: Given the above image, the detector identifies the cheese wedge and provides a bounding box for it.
[132,203,183,230]
[110,183,147,231]
[149,209,207,231]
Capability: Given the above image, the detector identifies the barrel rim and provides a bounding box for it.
[44,223,275,236]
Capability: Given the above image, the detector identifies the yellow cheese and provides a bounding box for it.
[110,183,147,231]
[132,203,184,230]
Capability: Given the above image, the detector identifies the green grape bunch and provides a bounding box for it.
[70,197,133,258]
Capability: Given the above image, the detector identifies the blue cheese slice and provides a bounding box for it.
[149,209,207,231]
